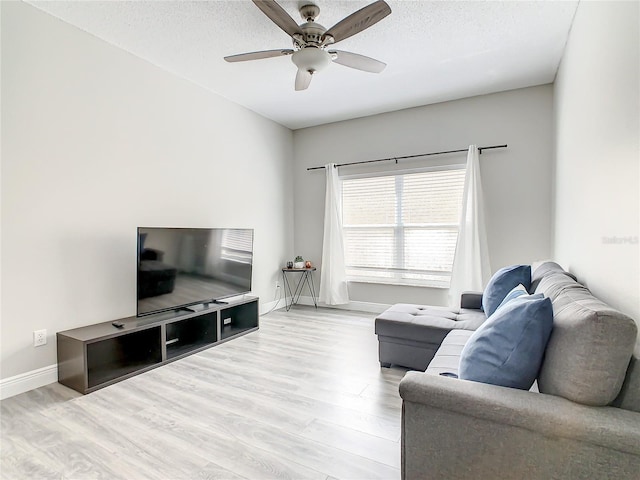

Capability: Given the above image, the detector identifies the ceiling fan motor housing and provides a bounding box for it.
[297,21,327,46]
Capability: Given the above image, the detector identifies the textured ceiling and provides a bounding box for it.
[29,0,578,130]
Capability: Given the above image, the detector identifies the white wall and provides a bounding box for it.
[553,1,639,322]
[1,2,294,379]
[293,85,554,307]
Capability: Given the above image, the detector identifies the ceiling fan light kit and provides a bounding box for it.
[291,48,331,74]
[224,0,392,90]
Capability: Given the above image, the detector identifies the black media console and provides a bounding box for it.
[56,296,259,394]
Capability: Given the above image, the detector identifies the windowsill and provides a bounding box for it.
[347,278,450,289]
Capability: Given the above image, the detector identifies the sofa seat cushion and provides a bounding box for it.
[425,330,475,377]
[536,273,638,406]
[426,330,542,393]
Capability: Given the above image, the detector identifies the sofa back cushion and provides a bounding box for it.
[536,273,638,406]
[529,260,576,293]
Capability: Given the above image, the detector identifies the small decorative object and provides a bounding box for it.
[305,261,312,268]
[286,261,293,269]
[294,256,305,269]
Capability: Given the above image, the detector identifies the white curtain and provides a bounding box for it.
[319,163,350,305]
[448,145,491,308]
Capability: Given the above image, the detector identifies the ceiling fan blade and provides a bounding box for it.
[329,50,386,73]
[224,49,293,62]
[252,0,303,38]
[322,0,391,44]
[295,70,312,91]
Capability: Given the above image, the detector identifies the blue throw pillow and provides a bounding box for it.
[459,295,553,390]
[495,284,544,312]
[482,265,532,316]
[495,284,528,311]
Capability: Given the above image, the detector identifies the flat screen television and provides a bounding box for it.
[137,227,253,316]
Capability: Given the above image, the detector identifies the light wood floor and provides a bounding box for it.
[1,306,408,479]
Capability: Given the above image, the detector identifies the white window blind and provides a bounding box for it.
[341,167,466,287]
[221,229,253,263]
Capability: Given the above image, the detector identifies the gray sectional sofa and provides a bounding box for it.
[376,262,640,479]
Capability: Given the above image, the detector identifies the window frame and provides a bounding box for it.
[340,164,466,288]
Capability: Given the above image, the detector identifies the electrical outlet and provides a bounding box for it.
[34,329,47,347]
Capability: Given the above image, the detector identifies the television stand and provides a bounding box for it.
[209,299,228,305]
[56,296,259,394]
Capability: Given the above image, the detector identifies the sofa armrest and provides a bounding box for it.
[460,291,483,310]
[399,372,640,479]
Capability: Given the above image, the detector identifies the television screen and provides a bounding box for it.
[137,227,253,316]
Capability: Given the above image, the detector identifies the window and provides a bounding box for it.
[220,229,253,264]
[341,166,466,288]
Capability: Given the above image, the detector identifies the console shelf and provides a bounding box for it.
[57,296,258,394]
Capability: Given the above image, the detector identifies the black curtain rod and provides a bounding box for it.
[306,144,508,171]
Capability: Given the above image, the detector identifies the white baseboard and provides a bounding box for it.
[294,295,390,314]
[0,364,58,400]
[261,296,389,314]
[259,297,287,315]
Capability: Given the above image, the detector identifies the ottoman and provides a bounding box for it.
[375,300,486,371]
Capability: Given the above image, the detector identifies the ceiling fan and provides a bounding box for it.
[224,0,392,91]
